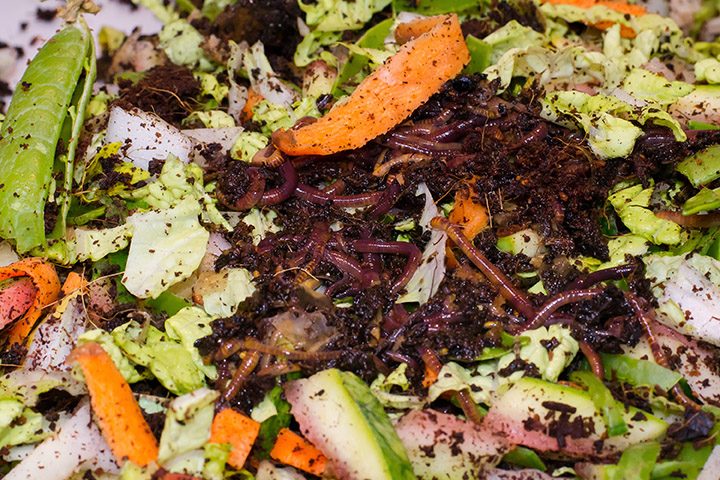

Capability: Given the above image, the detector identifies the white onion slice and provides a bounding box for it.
[106,106,194,170]
[182,126,244,154]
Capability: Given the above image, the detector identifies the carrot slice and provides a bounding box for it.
[448,186,488,241]
[422,364,439,388]
[69,342,159,466]
[270,428,328,476]
[272,14,470,156]
[242,87,263,122]
[0,257,61,345]
[208,408,260,469]
[60,271,88,298]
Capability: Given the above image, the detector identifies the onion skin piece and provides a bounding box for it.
[272,14,470,156]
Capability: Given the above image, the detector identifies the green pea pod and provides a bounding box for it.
[0,19,95,253]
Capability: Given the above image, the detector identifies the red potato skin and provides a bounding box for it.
[272,14,470,156]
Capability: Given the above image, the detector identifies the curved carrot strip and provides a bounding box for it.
[272,14,470,156]
[270,428,327,476]
[0,257,61,345]
[394,15,447,44]
[542,0,646,15]
[69,342,159,466]
[542,0,646,37]
[208,408,260,469]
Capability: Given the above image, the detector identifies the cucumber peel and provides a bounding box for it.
[285,368,415,480]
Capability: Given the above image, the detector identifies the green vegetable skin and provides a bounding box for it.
[285,368,415,480]
[0,20,95,253]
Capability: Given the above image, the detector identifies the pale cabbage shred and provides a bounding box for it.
[1,0,719,478]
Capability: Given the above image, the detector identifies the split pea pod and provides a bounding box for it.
[0,19,96,253]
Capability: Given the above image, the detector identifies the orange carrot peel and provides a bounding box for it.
[270,428,328,476]
[241,87,263,123]
[69,342,159,466]
[541,0,647,37]
[422,364,439,388]
[0,257,61,345]
[394,15,449,44]
[448,184,489,241]
[208,408,261,469]
[60,271,88,298]
[543,0,646,16]
[272,14,470,156]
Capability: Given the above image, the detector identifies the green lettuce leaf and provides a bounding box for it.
[200,0,234,21]
[498,324,579,384]
[131,0,180,24]
[184,110,236,128]
[112,321,207,395]
[198,268,257,318]
[482,21,546,65]
[370,363,424,409]
[299,0,392,31]
[621,68,695,104]
[231,131,269,162]
[66,224,132,262]
[241,208,282,245]
[0,370,86,407]
[332,17,393,94]
[608,184,682,245]
[541,91,643,158]
[164,306,218,379]
[252,97,321,137]
[695,58,720,84]
[158,19,214,71]
[295,30,342,68]
[677,144,720,188]
[122,198,210,299]
[429,325,578,406]
[428,361,497,405]
[598,234,649,270]
[0,407,51,449]
[195,72,229,104]
[636,106,687,142]
[683,186,720,214]
[37,223,133,265]
[126,154,230,230]
[158,388,219,464]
